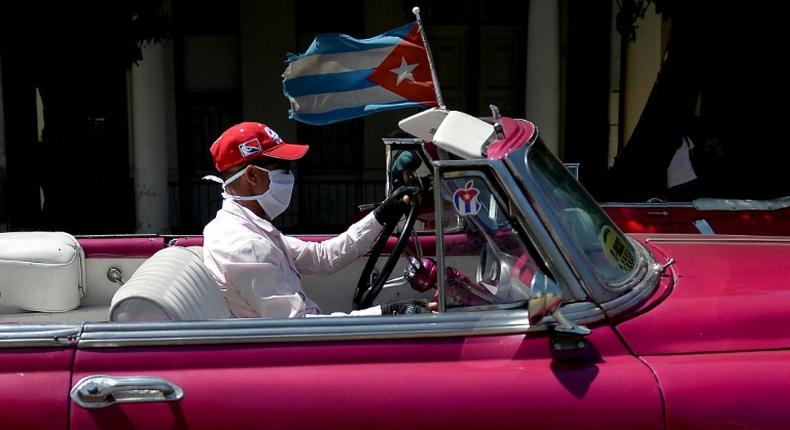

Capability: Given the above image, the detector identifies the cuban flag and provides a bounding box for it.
[283,23,438,125]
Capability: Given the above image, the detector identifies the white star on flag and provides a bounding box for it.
[390,57,419,86]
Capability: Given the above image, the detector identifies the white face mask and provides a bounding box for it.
[204,166,294,220]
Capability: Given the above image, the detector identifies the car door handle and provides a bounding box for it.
[647,211,669,216]
[70,375,184,409]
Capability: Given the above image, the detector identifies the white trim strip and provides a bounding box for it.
[285,46,396,77]
[290,85,406,114]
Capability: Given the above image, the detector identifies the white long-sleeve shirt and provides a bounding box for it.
[203,199,384,318]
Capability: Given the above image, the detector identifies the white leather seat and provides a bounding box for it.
[0,232,85,312]
[110,246,230,321]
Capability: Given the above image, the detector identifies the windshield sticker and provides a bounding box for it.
[452,180,482,216]
[600,225,636,272]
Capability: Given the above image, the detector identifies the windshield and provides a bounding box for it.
[514,141,638,286]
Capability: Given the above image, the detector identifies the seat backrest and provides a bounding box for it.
[0,232,85,312]
[110,246,230,321]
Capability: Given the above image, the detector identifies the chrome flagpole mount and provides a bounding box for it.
[412,6,445,108]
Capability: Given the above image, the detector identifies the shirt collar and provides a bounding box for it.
[221,199,278,235]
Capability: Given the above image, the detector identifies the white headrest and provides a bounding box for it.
[110,247,230,321]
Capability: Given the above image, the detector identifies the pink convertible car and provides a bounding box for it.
[2,108,789,429]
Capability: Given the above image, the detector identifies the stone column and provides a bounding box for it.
[0,54,6,231]
[623,3,664,144]
[0,54,6,172]
[131,41,175,233]
[525,0,561,156]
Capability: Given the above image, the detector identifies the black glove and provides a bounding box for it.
[380,299,430,315]
[374,186,420,225]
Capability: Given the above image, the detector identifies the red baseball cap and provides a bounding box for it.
[210,122,309,172]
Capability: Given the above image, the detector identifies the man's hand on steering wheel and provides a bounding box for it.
[373,186,421,226]
[354,186,421,310]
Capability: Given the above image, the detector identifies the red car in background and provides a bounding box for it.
[603,198,790,235]
[2,108,790,429]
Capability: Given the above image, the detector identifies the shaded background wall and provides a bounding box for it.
[1,0,787,234]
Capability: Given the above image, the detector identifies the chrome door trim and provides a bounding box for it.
[600,202,694,208]
[645,236,790,243]
[0,324,80,348]
[77,311,532,348]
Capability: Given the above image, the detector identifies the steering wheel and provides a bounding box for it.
[352,198,419,310]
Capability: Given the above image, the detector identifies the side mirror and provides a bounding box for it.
[530,271,591,337]
[527,271,563,325]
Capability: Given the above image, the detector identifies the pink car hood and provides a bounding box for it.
[616,235,790,356]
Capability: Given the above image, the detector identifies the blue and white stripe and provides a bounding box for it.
[282,23,423,125]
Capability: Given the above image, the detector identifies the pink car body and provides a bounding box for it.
[3,111,790,429]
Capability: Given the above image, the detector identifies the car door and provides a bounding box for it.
[69,315,662,430]
[0,324,79,430]
[70,170,664,429]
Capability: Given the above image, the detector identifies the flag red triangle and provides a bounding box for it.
[368,24,438,106]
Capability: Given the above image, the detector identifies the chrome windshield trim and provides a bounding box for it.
[558,301,605,325]
[599,237,650,293]
[434,163,448,314]
[77,311,532,348]
[504,146,604,301]
[0,324,81,348]
[600,246,663,318]
[487,162,588,301]
[527,301,606,331]
[506,142,655,304]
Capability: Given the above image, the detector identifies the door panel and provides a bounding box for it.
[0,347,74,430]
[70,324,662,430]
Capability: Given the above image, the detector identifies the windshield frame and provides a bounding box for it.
[502,139,658,304]
[432,159,590,310]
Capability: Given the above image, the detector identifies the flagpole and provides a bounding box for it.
[412,6,445,108]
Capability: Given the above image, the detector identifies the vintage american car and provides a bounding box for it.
[2,108,789,429]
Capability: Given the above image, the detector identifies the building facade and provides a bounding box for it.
[0,0,667,234]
